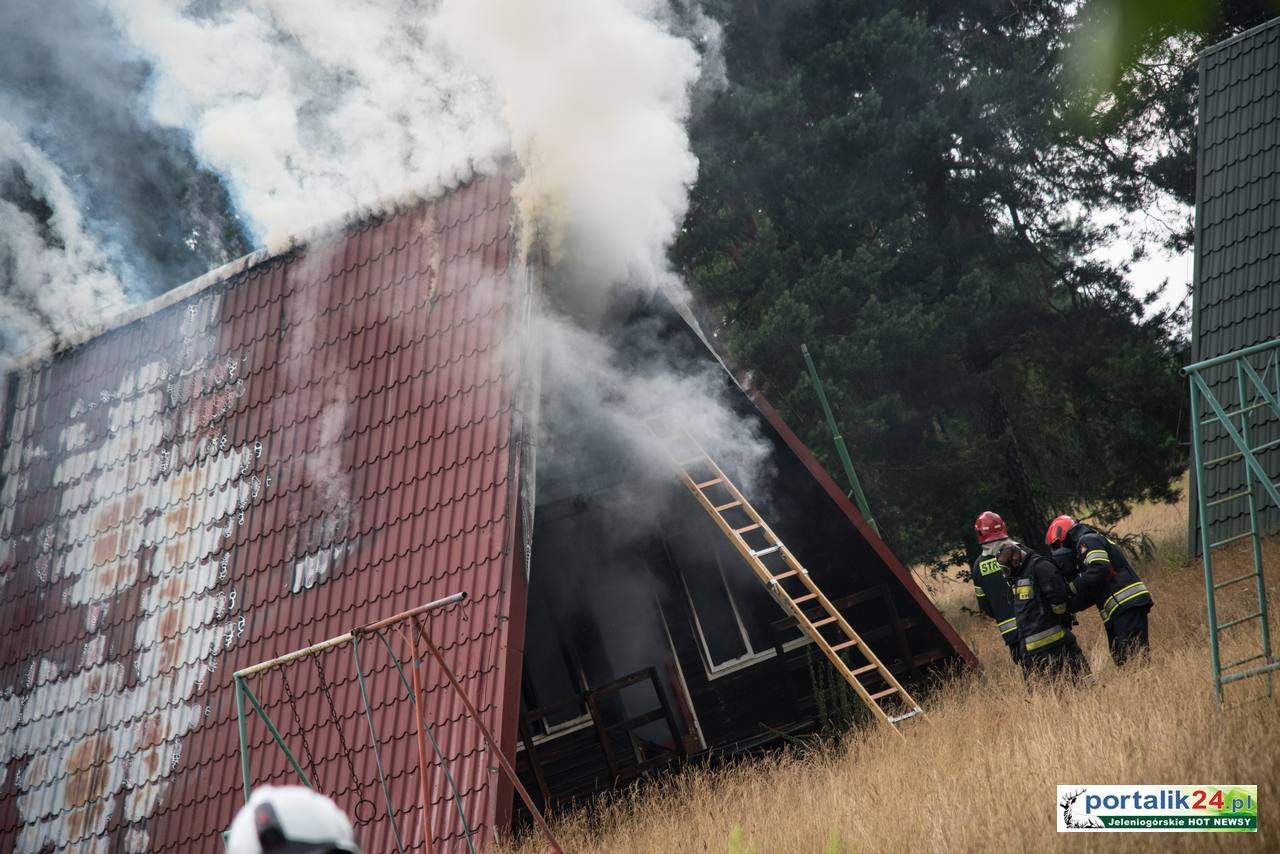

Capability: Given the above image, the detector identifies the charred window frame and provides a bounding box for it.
[519,583,593,738]
[668,513,789,678]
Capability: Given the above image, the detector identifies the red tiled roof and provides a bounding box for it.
[0,174,527,852]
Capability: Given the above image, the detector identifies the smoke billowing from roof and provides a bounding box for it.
[3,0,725,349]
[6,0,765,498]
[429,0,770,530]
[437,0,722,293]
[99,0,509,253]
[0,119,128,358]
[0,0,246,362]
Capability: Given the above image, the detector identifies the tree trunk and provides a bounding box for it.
[987,390,1050,546]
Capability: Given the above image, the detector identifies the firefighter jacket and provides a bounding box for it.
[1052,546,1092,613]
[1063,524,1154,624]
[1009,548,1075,655]
[1051,547,1079,583]
[972,539,1018,645]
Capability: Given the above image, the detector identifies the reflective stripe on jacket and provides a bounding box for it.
[1010,550,1076,656]
[972,546,1018,642]
[1067,526,1154,623]
[1100,581,1152,622]
[1024,624,1066,652]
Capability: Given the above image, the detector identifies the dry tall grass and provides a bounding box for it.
[501,495,1280,853]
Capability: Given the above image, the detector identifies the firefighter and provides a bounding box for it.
[996,541,1090,682]
[1047,515,1154,666]
[971,511,1021,665]
[1051,546,1079,586]
[226,785,361,854]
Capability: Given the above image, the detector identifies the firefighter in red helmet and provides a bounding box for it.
[971,511,1021,666]
[1047,514,1153,665]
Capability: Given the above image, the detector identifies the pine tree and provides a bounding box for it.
[676,0,1246,564]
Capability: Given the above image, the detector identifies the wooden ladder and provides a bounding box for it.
[654,428,926,736]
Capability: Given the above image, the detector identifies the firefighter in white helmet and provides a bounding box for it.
[226,786,360,854]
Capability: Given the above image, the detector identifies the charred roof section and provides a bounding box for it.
[0,174,529,852]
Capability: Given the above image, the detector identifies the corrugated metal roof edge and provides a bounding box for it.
[483,221,538,837]
[2,244,272,374]
[1190,33,1213,558]
[1200,14,1280,59]
[744,387,981,670]
[668,292,979,670]
[0,171,507,374]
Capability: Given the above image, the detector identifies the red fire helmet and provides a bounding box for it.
[974,511,1008,544]
[1046,514,1076,547]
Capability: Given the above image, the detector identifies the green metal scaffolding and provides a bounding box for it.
[1185,337,1280,704]
[801,344,880,536]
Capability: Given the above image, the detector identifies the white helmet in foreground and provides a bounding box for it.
[226,786,360,854]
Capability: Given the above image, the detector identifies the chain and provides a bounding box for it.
[278,665,323,792]
[313,649,365,801]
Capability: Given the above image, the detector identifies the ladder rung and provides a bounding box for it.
[1223,653,1268,670]
[1217,612,1263,631]
[667,439,927,735]
[888,706,923,724]
[1210,530,1254,549]
[1214,571,1259,590]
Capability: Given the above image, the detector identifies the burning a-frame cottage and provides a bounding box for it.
[0,175,974,853]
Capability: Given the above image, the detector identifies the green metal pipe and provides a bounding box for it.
[1189,380,1225,706]
[235,676,253,802]
[801,344,879,536]
[1220,660,1280,686]
[1182,336,1280,374]
[240,679,313,789]
[1239,357,1280,418]
[374,629,476,851]
[1192,373,1280,509]
[352,635,407,854]
[1234,362,1273,698]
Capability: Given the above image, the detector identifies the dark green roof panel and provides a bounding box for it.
[1192,17,1280,552]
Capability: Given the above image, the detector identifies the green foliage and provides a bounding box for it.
[676,1,1270,565]
[807,647,872,736]
[824,827,851,854]
[727,824,753,854]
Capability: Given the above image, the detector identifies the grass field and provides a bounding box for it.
[501,492,1280,853]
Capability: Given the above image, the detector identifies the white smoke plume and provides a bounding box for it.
[96,0,763,497]
[101,0,720,288]
[435,0,708,291]
[99,0,509,252]
[536,310,772,512]
[0,118,129,358]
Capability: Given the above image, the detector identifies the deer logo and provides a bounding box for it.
[1059,789,1103,829]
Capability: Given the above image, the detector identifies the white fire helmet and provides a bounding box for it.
[226,786,360,854]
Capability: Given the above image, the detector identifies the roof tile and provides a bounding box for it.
[0,177,522,852]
